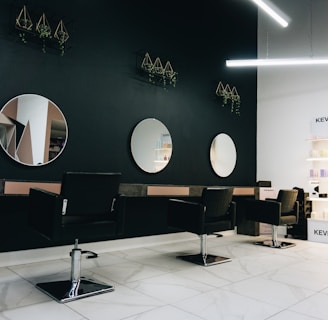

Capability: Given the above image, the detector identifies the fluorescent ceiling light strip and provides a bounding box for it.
[226,58,328,67]
[250,0,288,28]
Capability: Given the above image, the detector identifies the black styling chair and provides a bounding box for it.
[168,187,236,266]
[245,189,299,249]
[28,172,125,303]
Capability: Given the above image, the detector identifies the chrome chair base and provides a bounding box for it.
[177,253,231,266]
[36,277,114,303]
[254,240,296,249]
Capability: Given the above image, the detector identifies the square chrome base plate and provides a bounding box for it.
[177,253,231,266]
[36,277,114,303]
[254,240,296,249]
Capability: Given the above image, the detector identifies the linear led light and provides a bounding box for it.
[250,0,288,28]
[226,58,328,67]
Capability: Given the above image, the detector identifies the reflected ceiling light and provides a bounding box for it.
[226,58,328,67]
[250,0,288,28]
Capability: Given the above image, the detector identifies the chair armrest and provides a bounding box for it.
[292,200,300,223]
[168,198,205,234]
[111,193,126,236]
[228,201,237,227]
[245,199,281,225]
[28,188,63,240]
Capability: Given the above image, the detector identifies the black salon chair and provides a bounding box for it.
[28,172,125,302]
[245,189,299,248]
[168,187,236,266]
[29,172,125,243]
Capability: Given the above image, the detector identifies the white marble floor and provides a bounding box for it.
[1,233,328,320]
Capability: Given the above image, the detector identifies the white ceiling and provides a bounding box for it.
[258,0,328,59]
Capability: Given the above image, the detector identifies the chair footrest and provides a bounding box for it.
[36,277,114,303]
[177,253,231,266]
[254,240,296,249]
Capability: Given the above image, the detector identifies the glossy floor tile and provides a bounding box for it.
[1,233,328,319]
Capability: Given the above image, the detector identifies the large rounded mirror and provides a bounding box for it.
[210,133,237,177]
[131,118,173,173]
[0,94,68,166]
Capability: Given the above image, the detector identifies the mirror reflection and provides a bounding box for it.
[131,118,173,173]
[0,94,68,166]
[210,133,237,177]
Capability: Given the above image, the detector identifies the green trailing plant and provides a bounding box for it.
[15,7,69,55]
[140,53,177,89]
[54,20,69,56]
[215,81,241,115]
[15,6,33,44]
[38,24,52,39]
[19,32,27,43]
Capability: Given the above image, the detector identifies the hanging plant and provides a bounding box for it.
[140,52,178,88]
[15,6,70,56]
[215,81,241,115]
[54,20,69,56]
[36,13,52,53]
[15,5,33,44]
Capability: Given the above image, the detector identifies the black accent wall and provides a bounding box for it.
[0,0,257,186]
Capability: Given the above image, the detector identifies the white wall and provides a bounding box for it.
[257,0,328,192]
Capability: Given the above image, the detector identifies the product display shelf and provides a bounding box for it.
[307,137,328,243]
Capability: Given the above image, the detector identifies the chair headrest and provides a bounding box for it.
[202,187,234,217]
[277,189,298,213]
[60,172,121,216]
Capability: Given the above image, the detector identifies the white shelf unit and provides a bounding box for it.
[307,138,328,242]
[154,147,172,171]
[307,137,328,183]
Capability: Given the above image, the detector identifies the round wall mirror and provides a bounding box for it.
[131,118,173,173]
[210,133,237,177]
[0,94,68,166]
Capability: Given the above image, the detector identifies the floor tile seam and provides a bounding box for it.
[63,302,94,320]
[5,267,37,286]
[262,308,290,320]
[224,268,320,295]
[259,272,322,294]
[116,306,162,320]
[318,287,328,295]
[224,259,293,280]
[112,281,172,306]
[119,274,219,305]
[81,269,125,287]
[6,266,75,295]
[219,276,320,311]
[219,271,266,289]
[263,307,322,320]
[279,290,326,318]
[217,285,291,310]
[167,269,226,290]
[0,299,72,315]
[234,251,310,268]
[89,265,174,286]
[10,258,71,277]
[114,253,181,266]
[0,266,25,283]
[288,309,325,320]
[185,284,288,312]
[7,257,71,270]
[166,302,208,320]
[258,258,312,274]
[117,304,206,320]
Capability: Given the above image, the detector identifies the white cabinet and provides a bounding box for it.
[308,218,328,243]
